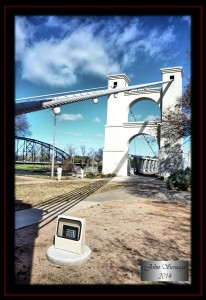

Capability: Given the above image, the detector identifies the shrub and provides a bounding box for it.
[166,167,191,191]
[63,161,74,172]
[105,173,116,177]
[98,164,102,173]
[99,173,116,178]
[85,172,96,179]
[85,172,116,179]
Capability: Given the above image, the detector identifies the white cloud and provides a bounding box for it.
[15,17,121,87]
[21,38,78,87]
[44,16,70,31]
[136,26,176,60]
[15,16,178,87]
[19,30,120,87]
[92,117,101,123]
[168,17,174,23]
[59,113,83,121]
[78,139,88,143]
[15,17,35,61]
[129,114,142,121]
[64,132,84,136]
[116,20,143,47]
[181,16,191,26]
[144,115,160,121]
[94,134,104,139]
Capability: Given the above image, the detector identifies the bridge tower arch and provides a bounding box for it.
[102,66,184,177]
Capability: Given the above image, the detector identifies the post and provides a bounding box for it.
[188,149,191,168]
[51,115,56,178]
[92,155,94,172]
[51,107,61,178]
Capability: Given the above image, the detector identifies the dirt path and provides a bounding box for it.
[14,175,191,286]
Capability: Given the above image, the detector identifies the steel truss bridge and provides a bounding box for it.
[15,136,70,164]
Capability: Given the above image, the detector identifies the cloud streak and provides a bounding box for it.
[94,134,104,139]
[64,132,84,136]
[59,113,83,121]
[144,115,160,121]
[181,16,191,26]
[92,117,101,123]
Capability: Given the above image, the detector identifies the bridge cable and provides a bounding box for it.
[130,109,157,157]
[129,109,137,156]
[15,79,172,115]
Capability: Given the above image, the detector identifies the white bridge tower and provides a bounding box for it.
[102,66,184,177]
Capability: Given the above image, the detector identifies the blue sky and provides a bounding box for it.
[15,15,191,161]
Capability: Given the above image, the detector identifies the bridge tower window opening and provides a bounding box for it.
[113,82,117,88]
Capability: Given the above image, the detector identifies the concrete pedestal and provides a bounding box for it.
[46,245,92,266]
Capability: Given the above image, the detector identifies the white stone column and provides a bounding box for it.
[156,160,159,173]
[158,66,184,177]
[151,160,154,173]
[139,158,144,173]
[148,160,151,174]
[144,159,148,174]
[140,158,145,174]
[102,74,130,176]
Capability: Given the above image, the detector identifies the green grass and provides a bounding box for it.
[16,174,53,179]
[15,163,51,171]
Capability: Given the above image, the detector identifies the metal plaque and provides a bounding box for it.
[141,260,189,281]
[62,225,79,240]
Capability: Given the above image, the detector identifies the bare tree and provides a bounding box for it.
[15,115,31,137]
[64,144,76,172]
[161,92,191,142]
[94,148,103,163]
[67,144,76,166]
[182,81,191,137]
[93,148,103,172]
[80,145,86,166]
[161,50,191,142]
[86,147,94,167]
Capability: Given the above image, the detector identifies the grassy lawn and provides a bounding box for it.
[15,177,135,208]
[15,163,52,172]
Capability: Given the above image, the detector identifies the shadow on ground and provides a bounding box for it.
[14,179,112,285]
[120,176,191,205]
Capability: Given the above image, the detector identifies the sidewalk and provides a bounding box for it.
[15,175,191,230]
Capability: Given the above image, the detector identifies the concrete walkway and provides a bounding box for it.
[15,175,191,230]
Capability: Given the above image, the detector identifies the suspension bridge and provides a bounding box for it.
[15,66,184,177]
[15,79,172,115]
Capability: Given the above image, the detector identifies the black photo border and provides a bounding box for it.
[3,2,203,297]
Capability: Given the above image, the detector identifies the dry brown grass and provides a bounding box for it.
[15,176,134,208]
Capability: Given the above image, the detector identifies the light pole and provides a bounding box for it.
[51,107,61,178]
[188,148,191,169]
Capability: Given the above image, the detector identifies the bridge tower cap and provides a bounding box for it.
[106,73,130,84]
[160,66,184,76]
